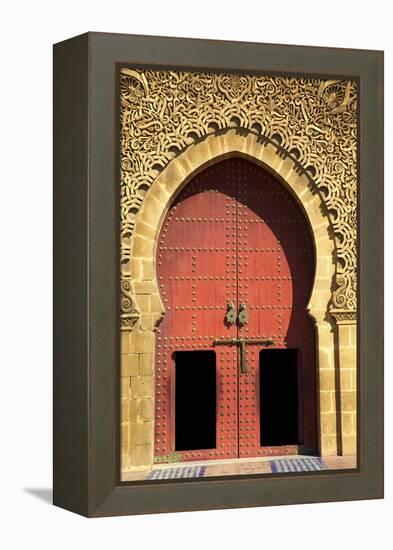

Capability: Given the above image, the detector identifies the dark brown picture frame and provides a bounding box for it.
[53,32,383,517]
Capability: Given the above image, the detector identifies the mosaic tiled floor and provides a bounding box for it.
[270,457,326,473]
[122,455,357,482]
[147,465,206,480]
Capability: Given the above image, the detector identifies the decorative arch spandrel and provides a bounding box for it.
[120,69,357,328]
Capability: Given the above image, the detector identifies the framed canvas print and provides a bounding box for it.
[53,32,384,517]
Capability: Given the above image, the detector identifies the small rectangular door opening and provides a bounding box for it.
[260,349,299,446]
[174,350,217,451]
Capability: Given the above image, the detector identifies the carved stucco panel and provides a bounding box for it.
[119,69,357,326]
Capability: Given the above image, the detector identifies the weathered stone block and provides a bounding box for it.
[313,222,330,241]
[320,435,337,456]
[142,259,154,281]
[130,331,155,353]
[178,140,209,172]
[137,220,156,241]
[312,276,331,293]
[121,401,129,421]
[341,391,356,412]
[317,347,334,370]
[140,313,154,331]
[342,413,354,435]
[130,376,154,399]
[149,183,170,207]
[159,162,186,196]
[120,377,131,401]
[339,347,356,369]
[340,369,354,391]
[130,258,142,279]
[134,280,157,294]
[320,412,337,435]
[304,194,323,219]
[319,369,335,391]
[337,324,352,347]
[138,196,164,228]
[342,434,357,455]
[319,391,333,413]
[135,294,150,313]
[132,234,154,259]
[128,400,138,424]
[131,444,153,467]
[120,354,139,377]
[139,399,154,422]
[316,289,334,310]
[130,421,153,445]
[140,353,153,376]
[272,155,294,179]
[120,332,131,354]
[317,322,334,342]
[316,256,334,279]
[285,170,309,200]
[150,293,164,314]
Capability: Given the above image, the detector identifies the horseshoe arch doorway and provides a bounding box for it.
[154,157,317,463]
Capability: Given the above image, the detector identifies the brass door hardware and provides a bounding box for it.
[213,338,274,374]
[225,302,237,325]
[238,302,248,326]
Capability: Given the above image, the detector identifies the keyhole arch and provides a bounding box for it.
[131,130,335,329]
[153,155,319,459]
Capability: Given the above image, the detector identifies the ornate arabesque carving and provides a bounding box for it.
[120,278,139,329]
[120,69,357,325]
[330,309,357,324]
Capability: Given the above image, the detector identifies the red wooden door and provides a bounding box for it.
[155,157,316,463]
[235,161,317,457]
[155,169,239,461]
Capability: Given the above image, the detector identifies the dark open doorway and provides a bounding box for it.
[174,351,217,451]
[260,349,299,446]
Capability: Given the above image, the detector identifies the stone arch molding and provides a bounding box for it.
[120,69,358,329]
[130,131,335,330]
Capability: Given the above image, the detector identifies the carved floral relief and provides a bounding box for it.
[119,69,357,327]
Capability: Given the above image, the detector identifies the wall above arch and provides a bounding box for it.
[120,68,357,322]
